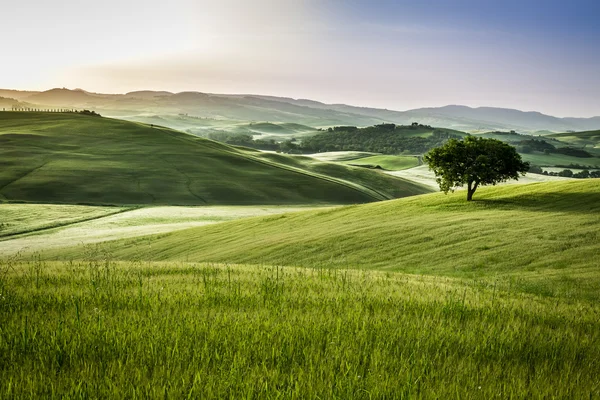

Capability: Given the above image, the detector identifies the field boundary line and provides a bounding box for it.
[0,207,137,241]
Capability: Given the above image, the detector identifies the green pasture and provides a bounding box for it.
[0,112,428,206]
[548,129,600,148]
[0,260,597,398]
[0,205,324,257]
[0,204,124,238]
[520,152,600,168]
[46,180,600,302]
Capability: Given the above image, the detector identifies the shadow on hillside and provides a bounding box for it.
[474,191,600,213]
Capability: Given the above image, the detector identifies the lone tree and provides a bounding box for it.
[424,136,529,201]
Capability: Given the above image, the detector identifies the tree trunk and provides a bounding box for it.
[466,181,478,201]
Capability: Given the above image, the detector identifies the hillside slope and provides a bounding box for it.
[0,112,429,205]
[54,180,600,298]
[547,129,600,149]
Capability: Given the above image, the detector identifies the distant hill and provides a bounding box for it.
[125,90,174,99]
[0,97,19,108]
[3,87,600,132]
[547,130,600,149]
[0,112,429,206]
[24,88,101,106]
[0,89,40,101]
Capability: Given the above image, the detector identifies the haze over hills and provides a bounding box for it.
[2,88,600,133]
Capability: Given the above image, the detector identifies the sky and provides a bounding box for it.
[2,0,600,117]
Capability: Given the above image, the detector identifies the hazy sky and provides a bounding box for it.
[2,0,600,116]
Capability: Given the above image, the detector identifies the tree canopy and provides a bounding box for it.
[424,136,529,201]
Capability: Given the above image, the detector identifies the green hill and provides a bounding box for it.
[53,180,600,300]
[0,112,430,206]
[547,129,600,149]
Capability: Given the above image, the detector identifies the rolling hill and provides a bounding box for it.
[4,87,600,132]
[0,112,430,206]
[547,129,600,150]
[51,180,600,300]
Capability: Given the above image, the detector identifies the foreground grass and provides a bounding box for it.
[1,260,598,398]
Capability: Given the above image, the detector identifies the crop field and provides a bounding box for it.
[1,260,598,398]
[0,205,321,257]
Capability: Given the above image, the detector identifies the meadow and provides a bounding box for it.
[0,112,428,206]
[0,205,324,258]
[2,111,600,398]
[1,260,598,399]
[0,204,124,238]
[41,180,600,303]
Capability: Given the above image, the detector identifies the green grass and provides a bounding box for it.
[1,260,598,398]
[547,129,600,149]
[520,152,600,168]
[0,204,125,237]
[307,151,378,162]
[48,180,600,301]
[0,112,429,206]
[342,155,420,170]
[0,205,327,257]
[249,152,430,200]
[2,180,600,397]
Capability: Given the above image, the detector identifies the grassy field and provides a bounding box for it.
[547,129,600,149]
[520,152,600,168]
[1,180,599,397]
[0,205,323,257]
[0,112,429,205]
[307,151,378,162]
[342,155,420,170]
[0,204,125,237]
[45,180,600,301]
[2,112,599,398]
[248,152,430,200]
[1,260,598,398]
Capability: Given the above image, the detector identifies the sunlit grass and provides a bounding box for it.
[1,260,598,398]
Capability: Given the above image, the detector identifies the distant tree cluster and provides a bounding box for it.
[300,124,459,154]
[541,169,600,179]
[552,147,594,158]
[514,138,594,158]
[517,139,556,154]
[196,123,459,155]
[78,110,102,117]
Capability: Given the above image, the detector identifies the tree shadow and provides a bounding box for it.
[473,190,600,213]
